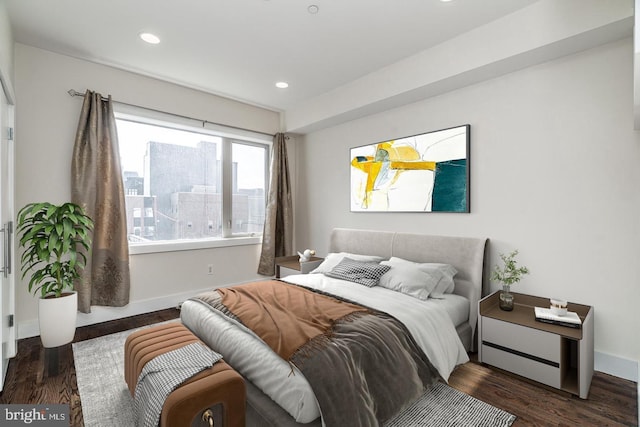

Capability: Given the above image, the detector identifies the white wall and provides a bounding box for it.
[296,38,640,374]
[0,2,14,96]
[13,44,281,337]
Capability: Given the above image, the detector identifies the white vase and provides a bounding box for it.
[38,291,78,348]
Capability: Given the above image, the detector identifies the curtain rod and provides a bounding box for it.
[67,89,279,139]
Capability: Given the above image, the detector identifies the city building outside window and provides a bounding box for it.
[115,112,270,253]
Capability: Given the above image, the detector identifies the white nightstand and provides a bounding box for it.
[478,291,594,399]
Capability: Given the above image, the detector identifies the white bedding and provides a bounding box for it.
[437,293,470,327]
[181,298,321,423]
[180,274,469,423]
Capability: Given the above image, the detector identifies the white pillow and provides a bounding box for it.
[310,252,384,274]
[378,263,434,300]
[383,257,457,299]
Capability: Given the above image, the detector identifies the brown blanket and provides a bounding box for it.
[194,280,441,426]
[216,280,369,360]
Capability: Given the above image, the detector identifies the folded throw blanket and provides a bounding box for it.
[133,342,222,427]
[216,280,369,360]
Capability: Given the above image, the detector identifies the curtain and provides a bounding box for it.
[257,133,293,276]
[71,90,130,313]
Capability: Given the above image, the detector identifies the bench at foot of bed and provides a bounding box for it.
[124,322,246,427]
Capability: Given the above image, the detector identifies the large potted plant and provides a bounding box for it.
[16,202,93,347]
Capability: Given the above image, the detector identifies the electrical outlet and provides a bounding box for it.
[207,264,214,275]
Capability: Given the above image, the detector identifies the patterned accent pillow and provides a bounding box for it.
[310,252,384,274]
[325,258,391,287]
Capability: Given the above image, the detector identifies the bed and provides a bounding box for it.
[180,228,488,426]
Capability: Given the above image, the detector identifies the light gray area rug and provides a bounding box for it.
[384,382,516,427]
[73,327,137,427]
[72,321,179,427]
[73,323,516,427]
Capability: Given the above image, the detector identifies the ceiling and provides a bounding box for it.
[4,0,538,112]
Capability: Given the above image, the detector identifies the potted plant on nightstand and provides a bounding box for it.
[16,202,93,347]
[491,250,529,311]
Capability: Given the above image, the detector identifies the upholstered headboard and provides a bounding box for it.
[329,228,488,351]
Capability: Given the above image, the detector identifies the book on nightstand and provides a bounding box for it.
[534,307,582,329]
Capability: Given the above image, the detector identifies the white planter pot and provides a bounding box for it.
[38,291,78,348]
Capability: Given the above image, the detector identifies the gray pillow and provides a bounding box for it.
[378,263,436,300]
[325,258,391,287]
[383,257,457,298]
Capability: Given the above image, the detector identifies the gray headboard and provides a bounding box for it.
[329,228,488,350]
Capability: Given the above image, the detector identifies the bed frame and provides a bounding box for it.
[246,228,489,426]
[329,228,489,351]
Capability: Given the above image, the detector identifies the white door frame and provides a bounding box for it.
[0,69,16,391]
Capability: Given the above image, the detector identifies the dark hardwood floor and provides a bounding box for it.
[0,308,181,427]
[0,308,636,427]
[449,356,637,426]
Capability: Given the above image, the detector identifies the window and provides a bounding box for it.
[115,111,270,253]
[231,142,267,234]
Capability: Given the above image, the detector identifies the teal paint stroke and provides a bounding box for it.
[432,159,467,212]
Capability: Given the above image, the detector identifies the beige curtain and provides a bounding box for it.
[258,133,293,276]
[71,90,130,313]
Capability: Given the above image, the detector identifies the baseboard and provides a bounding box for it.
[594,351,639,382]
[16,285,220,340]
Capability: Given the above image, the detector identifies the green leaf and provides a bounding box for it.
[68,251,76,269]
[63,219,73,240]
[61,239,70,255]
[67,213,78,225]
[45,204,56,219]
[48,233,59,253]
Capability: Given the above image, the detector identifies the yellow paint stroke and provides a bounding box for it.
[379,142,420,161]
[351,141,437,208]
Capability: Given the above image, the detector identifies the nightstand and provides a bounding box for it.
[478,291,594,399]
[275,255,324,278]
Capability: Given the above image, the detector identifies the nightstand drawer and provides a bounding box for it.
[481,344,561,389]
[482,316,560,363]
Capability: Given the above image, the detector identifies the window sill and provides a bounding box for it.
[129,235,262,255]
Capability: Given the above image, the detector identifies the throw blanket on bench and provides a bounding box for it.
[134,342,223,427]
[194,280,441,427]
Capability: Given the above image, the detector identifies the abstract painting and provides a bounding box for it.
[350,124,470,212]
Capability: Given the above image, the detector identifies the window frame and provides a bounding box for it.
[222,138,271,238]
[114,106,271,255]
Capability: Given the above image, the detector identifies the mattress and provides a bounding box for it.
[180,274,470,423]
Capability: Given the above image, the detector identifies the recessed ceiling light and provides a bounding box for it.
[275,82,289,89]
[139,32,161,44]
[308,4,319,14]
